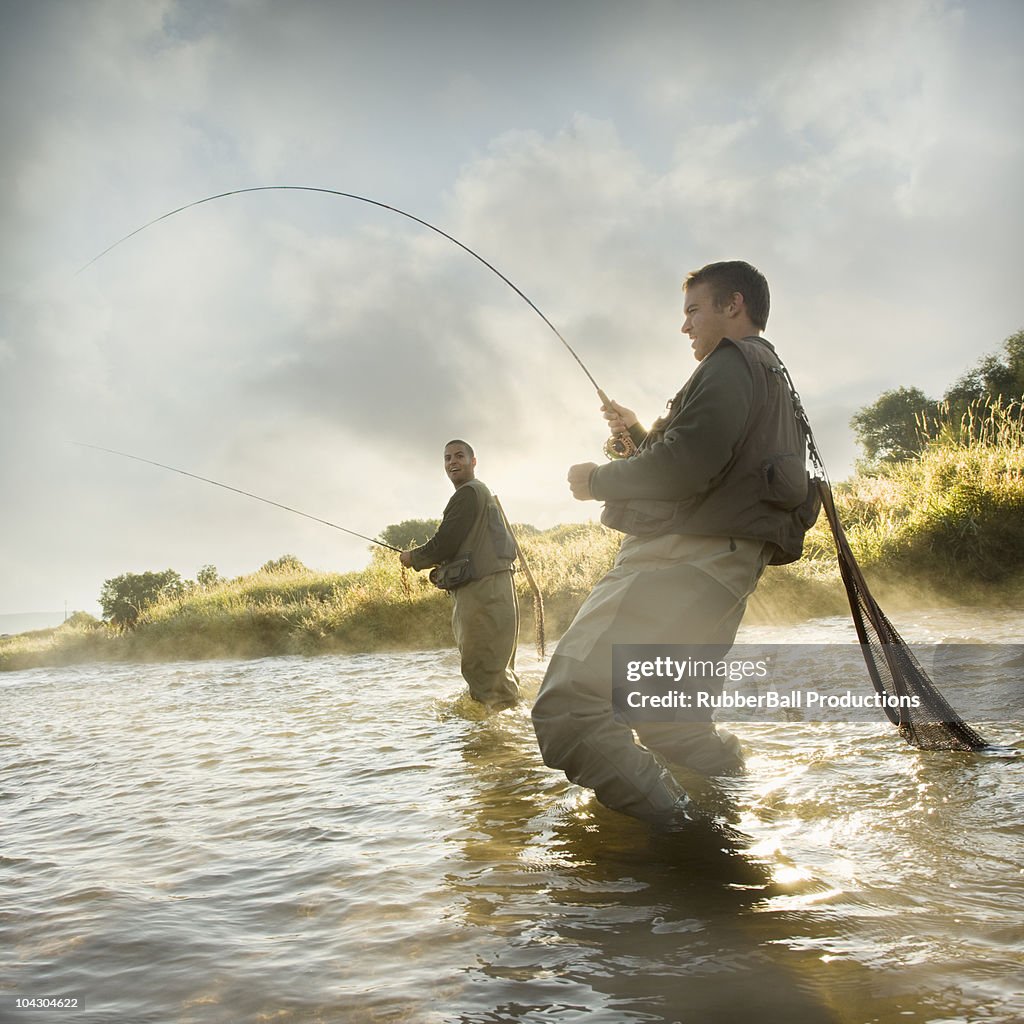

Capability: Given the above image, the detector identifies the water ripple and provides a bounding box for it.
[2,628,1023,1023]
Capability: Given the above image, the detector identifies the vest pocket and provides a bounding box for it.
[429,555,474,591]
[600,498,681,536]
[759,453,809,510]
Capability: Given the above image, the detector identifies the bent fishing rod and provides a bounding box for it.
[72,442,402,552]
[78,185,634,456]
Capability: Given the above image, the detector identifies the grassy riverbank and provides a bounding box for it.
[5,401,1023,672]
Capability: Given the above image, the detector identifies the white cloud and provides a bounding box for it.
[1,0,1021,613]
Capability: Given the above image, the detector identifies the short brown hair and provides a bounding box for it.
[444,439,475,458]
[685,261,770,331]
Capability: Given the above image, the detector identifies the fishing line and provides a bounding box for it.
[72,442,401,552]
[80,186,602,388]
[77,185,636,456]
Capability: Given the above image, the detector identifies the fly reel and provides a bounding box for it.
[603,431,637,460]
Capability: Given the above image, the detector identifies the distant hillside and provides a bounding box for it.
[0,612,66,635]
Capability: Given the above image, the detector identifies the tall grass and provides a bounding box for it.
[840,397,1024,585]
[4,397,1023,671]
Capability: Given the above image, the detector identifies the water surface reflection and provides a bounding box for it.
[2,615,1022,1023]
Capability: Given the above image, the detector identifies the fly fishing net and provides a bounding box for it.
[817,480,988,751]
[782,367,989,752]
[495,496,546,659]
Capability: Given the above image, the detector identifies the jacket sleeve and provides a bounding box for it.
[590,344,754,502]
[627,421,648,448]
[409,486,479,570]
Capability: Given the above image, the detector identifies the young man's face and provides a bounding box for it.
[681,281,734,362]
[444,443,476,487]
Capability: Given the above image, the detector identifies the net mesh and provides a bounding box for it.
[495,496,546,659]
[774,355,989,753]
[817,479,988,751]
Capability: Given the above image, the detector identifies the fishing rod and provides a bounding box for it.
[77,185,635,456]
[72,442,402,552]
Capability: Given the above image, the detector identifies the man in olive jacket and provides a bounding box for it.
[400,440,521,709]
[531,261,812,826]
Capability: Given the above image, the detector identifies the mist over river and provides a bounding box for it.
[2,609,1022,1023]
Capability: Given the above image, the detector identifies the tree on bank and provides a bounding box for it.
[851,328,1024,464]
[944,330,1024,409]
[99,569,185,629]
[378,520,441,550]
[850,386,933,463]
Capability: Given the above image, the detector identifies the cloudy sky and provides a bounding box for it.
[2,0,1021,618]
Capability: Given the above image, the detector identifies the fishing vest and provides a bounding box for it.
[452,479,517,580]
[602,337,819,565]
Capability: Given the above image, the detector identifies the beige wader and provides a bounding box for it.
[452,568,521,708]
[531,532,768,824]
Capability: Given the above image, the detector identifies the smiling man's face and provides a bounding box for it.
[444,442,476,488]
[681,280,734,362]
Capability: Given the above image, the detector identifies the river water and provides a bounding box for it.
[2,609,1022,1024]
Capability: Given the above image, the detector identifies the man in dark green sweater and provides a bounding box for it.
[532,261,813,826]
[400,440,521,709]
